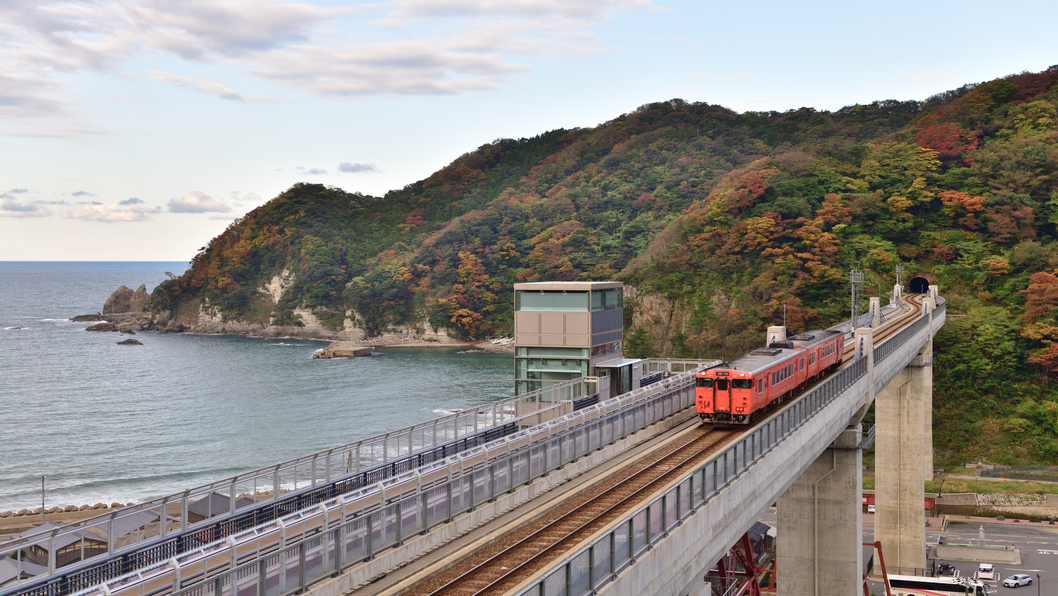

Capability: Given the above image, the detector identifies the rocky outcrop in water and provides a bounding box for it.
[78,285,186,334]
[117,338,143,345]
[104,285,150,314]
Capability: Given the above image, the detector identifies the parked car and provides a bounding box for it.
[1002,574,1032,588]
[977,563,996,580]
[867,504,876,513]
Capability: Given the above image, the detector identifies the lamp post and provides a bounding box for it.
[1036,573,1040,596]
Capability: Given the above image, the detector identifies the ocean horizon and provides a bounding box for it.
[0,261,514,512]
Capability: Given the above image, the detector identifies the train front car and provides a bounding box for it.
[696,367,756,424]
[696,347,797,425]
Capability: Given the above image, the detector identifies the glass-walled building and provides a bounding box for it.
[513,281,624,395]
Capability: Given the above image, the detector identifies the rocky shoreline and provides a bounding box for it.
[75,284,515,357]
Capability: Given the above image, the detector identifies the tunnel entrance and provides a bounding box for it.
[909,276,930,293]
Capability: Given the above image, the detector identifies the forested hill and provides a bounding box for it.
[152,66,1058,465]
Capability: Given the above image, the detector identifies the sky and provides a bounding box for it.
[0,0,1055,262]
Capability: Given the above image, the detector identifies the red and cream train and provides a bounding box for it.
[695,329,845,424]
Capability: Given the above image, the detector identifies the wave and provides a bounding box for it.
[0,467,253,511]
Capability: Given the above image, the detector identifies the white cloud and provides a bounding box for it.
[0,196,52,218]
[390,0,657,21]
[229,191,263,205]
[168,191,232,213]
[339,162,380,173]
[124,0,339,61]
[61,200,162,221]
[0,0,656,127]
[149,69,288,102]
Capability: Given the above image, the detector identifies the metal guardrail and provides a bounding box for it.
[518,298,943,596]
[3,301,936,596]
[517,358,870,596]
[0,375,602,595]
[53,370,702,596]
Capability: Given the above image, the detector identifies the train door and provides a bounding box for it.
[714,375,731,413]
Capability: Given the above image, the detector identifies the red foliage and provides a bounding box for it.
[633,193,655,209]
[986,205,1036,244]
[916,123,980,164]
[931,245,957,261]
[1008,69,1058,103]
[1028,343,1058,378]
[1020,272,1058,323]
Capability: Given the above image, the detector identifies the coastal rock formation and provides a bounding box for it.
[104,284,150,314]
[117,338,143,345]
[313,342,373,359]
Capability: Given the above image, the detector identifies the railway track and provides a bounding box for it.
[841,294,924,360]
[404,427,740,596]
[394,295,930,596]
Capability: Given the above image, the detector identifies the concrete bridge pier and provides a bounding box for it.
[875,331,933,575]
[776,425,864,596]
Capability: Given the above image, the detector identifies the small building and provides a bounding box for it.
[19,522,107,569]
[513,281,639,397]
[17,510,179,569]
[0,557,47,588]
[187,492,256,523]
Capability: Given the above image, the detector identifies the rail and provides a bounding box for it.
[0,375,599,595]
[1,302,935,596]
[517,298,942,596]
[517,360,871,596]
[57,370,702,596]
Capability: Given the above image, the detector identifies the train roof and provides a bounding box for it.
[710,348,800,376]
[770,328,841,350]
[699,328,841,376]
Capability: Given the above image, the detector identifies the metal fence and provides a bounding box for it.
[516,357,870,596]
[4,302,939,596]
[0,375,600,594]
[50,371,700,596]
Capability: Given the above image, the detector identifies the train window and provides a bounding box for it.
[697,378,713,388]
[716,379,729,391]
[809,353,816,365]
[800,359,804,371]
[732,379,752,389]
[757,379,763,393]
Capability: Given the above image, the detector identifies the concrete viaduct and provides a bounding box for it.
[597,285,944,596]
[0,287,943,596]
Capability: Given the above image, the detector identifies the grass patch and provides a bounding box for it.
[926,478,1058,495]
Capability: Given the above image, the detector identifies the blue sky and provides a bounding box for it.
[1,0,1055,261]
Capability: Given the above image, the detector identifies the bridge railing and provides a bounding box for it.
[0,374,598,592]
[57,369,703,596]
[517,357,869,596]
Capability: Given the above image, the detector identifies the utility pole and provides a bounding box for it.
[41,476,45,524]
[895,264,905,289]
[850,270,864,327]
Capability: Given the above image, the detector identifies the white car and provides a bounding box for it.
[977,563,996,581]
[1003,574,1032,588]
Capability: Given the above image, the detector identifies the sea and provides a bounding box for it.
[0,262,515,513]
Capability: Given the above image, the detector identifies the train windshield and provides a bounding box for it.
[732,379,752,389]
[697,377,713,388]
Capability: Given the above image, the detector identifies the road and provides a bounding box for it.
[757,510,1058,593]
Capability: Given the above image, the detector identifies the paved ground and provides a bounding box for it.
[757,510,1058,593]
